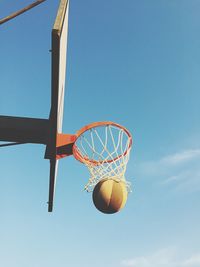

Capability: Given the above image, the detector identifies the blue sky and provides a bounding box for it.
[0,0,200,266]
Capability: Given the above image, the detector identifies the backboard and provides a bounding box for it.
[45,0,69,212]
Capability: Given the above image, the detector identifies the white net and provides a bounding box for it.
[74,124,132,192]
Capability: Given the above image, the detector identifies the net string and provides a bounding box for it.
[75,125,131,192]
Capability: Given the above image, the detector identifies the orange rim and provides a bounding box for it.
[73,121,132,165]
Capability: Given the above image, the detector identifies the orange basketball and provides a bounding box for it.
[92,178,128,214]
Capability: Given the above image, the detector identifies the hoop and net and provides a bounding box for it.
[73,122,132,192]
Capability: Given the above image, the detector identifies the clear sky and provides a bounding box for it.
[0,0,200,266]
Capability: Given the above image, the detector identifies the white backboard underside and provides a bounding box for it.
[48,0,69,212]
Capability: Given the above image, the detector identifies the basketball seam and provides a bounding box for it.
[109,180,123,213]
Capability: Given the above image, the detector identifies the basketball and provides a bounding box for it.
[92,178,128,214]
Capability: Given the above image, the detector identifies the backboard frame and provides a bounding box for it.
[46,0,69,212]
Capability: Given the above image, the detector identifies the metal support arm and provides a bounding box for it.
[0,115,50,145]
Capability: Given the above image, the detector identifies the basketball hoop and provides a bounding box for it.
[73,122,133,192]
